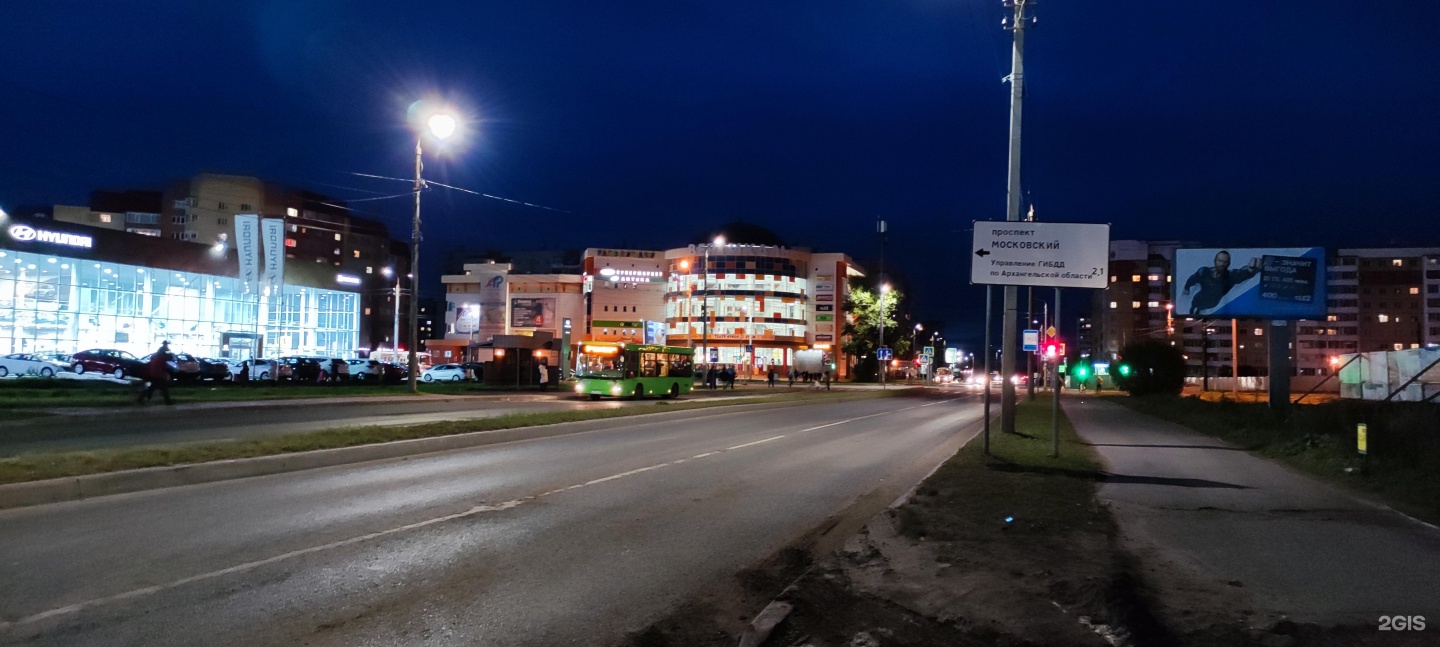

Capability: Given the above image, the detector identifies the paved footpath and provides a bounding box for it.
[1063,398,1440,627]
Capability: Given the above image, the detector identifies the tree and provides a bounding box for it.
[1113,339,1186,396]
[841,283,908,382]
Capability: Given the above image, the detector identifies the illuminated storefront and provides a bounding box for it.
[1,218,358,358]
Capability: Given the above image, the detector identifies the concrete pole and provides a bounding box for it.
[1000,0,1029,434]
[408,137,422,394]
[983,285,993,455]
[1051,287,1060,458]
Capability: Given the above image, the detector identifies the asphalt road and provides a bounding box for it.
[0,394,980,646]
[1064,398,1440,625]
[0,393,776,455]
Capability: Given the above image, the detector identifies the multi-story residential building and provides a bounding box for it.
[1094,241,1440,382]
[51,190,165,236]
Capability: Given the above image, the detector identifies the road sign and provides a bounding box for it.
[1022,330,1039,352]
[970,221,1111,289]
[878,347,893,361]
[1046,326,1057,338]
[922,346,934,357]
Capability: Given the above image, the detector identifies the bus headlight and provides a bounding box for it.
[610,384,622,395]
[574,383,585,393]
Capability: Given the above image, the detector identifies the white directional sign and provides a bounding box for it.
[970,221,1110,289]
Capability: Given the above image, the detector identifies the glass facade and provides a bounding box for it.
[0,247,358,358]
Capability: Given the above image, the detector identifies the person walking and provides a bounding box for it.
[767,367,777,388]
[706,365,718,390]
[823,369,831,391]
[788,369,795,388]
[537,360,550,390]
[139,341,175,405]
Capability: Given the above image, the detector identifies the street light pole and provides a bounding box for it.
[878,283,889,389]
[1000,0,1032,434]
[700,236,724,369]
[406,110,457,394]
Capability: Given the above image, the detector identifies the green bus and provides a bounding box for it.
[572,342,695,400]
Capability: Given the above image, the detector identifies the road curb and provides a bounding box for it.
[0,394,895,510]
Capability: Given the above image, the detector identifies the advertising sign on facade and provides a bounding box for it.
[815,334,833,342]
[815,314,834,322]
[7,224,93,249]
[816,304,834,312]
[233,214,260,287]
[644,320,666,345]
[815,294,833,302]
[1172,247,1326,318]
[815,282,835,293]
[510,297,556,328]
[453,302,480,334]
[259,217,285,289]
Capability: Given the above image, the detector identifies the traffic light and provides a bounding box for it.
[1043,342,1060,360]
[1074,364,1091,380]
[1117,363,1132,377]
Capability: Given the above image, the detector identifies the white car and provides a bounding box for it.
[422,364,467,382]
[0,353,62,378]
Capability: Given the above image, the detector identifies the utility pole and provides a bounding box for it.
[1000,0,1032,434]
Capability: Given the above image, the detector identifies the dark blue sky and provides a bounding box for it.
[5,1,1439,347]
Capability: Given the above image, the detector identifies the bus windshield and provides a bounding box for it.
[575,347,626,379]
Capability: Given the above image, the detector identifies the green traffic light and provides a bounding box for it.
[1118,364,1132,377]
[1075,366,1090,379]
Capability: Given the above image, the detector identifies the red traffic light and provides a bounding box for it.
[1043,343,1059,359]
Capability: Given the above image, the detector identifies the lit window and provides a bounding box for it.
[1148,301,1159,308]
[1110,276,1117,283]
[364,307,372,315]
[334,233,342,241]
[1132,301,1141,308]
[287,208,298,217]
[99,213,112,223]
[1166,275,1172,282]
[1110,302,1117,309]
[1392,259,1403,267]
[1411,287,1420,295]
[366,266,373,274]
[1395,343,1404,350]
[1254,328,1263,336]
[1148,274,1160,281]
[1326,315,1337,322]
[334,248,341,255]
[1378,314,1389,323]
[1412,343,1420,349]
[1131,275,1141,282]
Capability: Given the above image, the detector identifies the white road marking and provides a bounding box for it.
[1,399,964,632]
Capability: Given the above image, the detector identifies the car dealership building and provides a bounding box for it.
[1,215,363,359]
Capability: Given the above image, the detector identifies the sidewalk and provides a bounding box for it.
[1063,398,1440,629]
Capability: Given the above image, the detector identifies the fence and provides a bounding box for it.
[1337,347,1440,402]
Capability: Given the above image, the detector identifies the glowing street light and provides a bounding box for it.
[405,102,461,393]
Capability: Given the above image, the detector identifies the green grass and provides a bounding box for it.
[0,389,902,484]
[896,398,1108,543]
[1113,395,1440,522]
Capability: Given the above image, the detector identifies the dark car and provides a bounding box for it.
[196,358,232,382]
[70,349,147,379]
[277,356,327,384]
[353,361,408,384]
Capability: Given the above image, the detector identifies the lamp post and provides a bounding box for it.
[679,259,693,349]
[701,235,724,369]
[407,109,458,394]
[878,283,890,389]
[912,323,923,382]
[381,267,401,361]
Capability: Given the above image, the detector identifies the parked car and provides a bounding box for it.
[196,357,233,382]
[422,363,467,382]
[353,361,408,384]
[71,349,147,379]
[277,356,327,384]
[238,358,292,382]
[142,352,203,382]
[459,361,485,381]
[0,353,62,378]
[31,351,76,373]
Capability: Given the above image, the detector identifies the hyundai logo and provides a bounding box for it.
[8,224,36,241]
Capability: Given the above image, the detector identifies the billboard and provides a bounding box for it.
[1173,247,1326,319]
[510,297,556,328]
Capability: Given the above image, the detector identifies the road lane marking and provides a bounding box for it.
[726,435,785,450]
[0,398,967,632]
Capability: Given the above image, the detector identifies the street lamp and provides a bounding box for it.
[912,323,923,382]
[677,259,694,349]
[381,267,400,360]
[879,283,890,388]
[406,105,459,393]
[701,235,725,368]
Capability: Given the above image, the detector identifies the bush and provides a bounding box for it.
[1114,339,1186,396]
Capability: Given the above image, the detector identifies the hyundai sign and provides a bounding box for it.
[7,224,93,249]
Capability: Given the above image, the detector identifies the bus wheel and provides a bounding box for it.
[632,384,645,400]
[589,394,602,401]
[666,383,679,399]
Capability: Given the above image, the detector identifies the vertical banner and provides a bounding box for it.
[234,214,261,288]
[260,217,286,291]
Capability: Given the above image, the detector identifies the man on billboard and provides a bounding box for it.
[1181,250,1260,315]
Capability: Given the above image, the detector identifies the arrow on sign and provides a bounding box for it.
[974,248,991,258]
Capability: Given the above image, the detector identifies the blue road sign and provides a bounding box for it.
[1022,329,1039,352]
[878,347,893,361]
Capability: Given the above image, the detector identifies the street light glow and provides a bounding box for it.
[714,235,726,246]
[427,113,457,140]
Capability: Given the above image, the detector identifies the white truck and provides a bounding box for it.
[793,349,826,376]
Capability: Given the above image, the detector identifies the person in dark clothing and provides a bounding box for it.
[1182,250,1260,315]
[139,341,175,405]
[706,365,718,390]
[788,370,795,388]
[823,370,831,390]
[767,367,777,388]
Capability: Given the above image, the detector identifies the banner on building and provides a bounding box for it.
[234,214,260,288]
[1173,247,1326,318]
[260,217,285,290]
[511,297,557,328]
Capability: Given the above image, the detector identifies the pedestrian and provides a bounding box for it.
[138,341,175,405]
[823,370,831,391]
[724,366,736,389]
[537,360,550,390]
[788,370,795,388]
[767,367,777,388]
[706,365,718,390]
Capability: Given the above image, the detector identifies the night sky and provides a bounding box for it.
[5,1,1439,349]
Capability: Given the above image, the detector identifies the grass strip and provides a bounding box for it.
[0,390,901,485]
[1112,395,1440,522]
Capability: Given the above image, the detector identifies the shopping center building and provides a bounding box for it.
[1,215,365,359]
[435,232,862,376]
